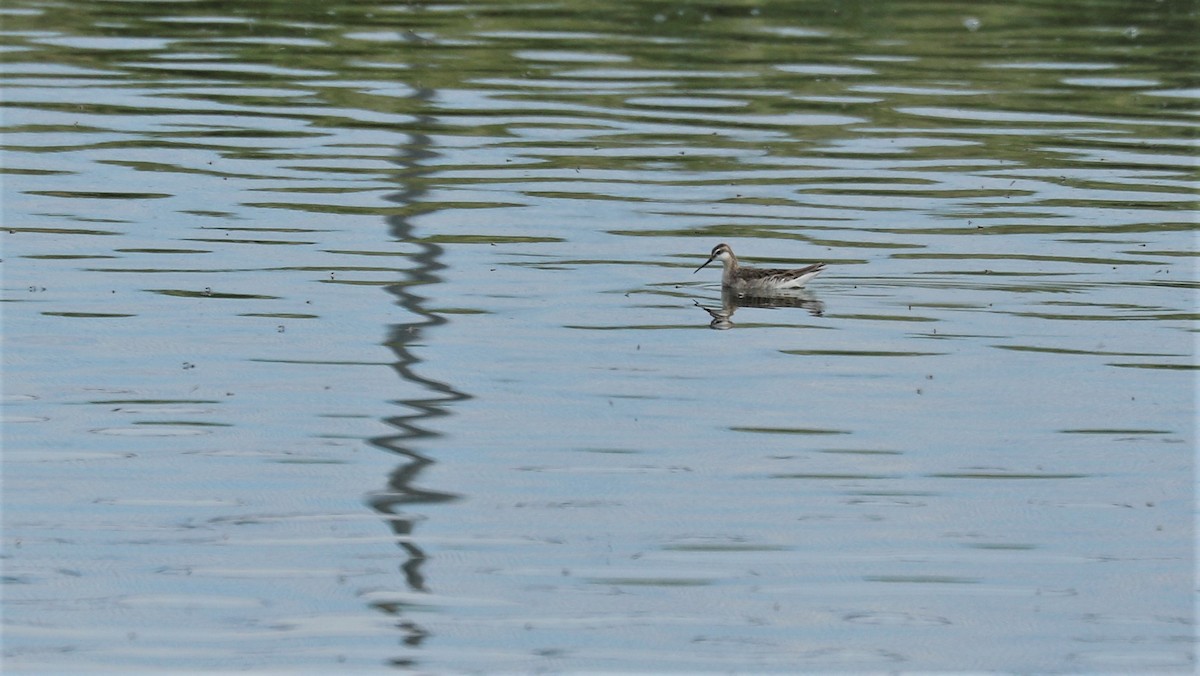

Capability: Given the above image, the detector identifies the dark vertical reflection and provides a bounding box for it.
[364,90,469,662]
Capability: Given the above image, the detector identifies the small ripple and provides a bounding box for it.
[1062,76,1160,88]
[31,36,173,51]
[775,64,876,77]
[91,426,211,437]
[843,611,951,626]
[515,50,630,64]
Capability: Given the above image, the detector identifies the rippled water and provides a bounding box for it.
[2,0,1196,672]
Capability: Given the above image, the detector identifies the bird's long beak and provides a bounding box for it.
[693,256,716,274]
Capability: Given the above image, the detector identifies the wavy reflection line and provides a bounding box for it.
[366,105,469,615]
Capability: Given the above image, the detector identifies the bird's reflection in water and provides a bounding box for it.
[695,287,825,330]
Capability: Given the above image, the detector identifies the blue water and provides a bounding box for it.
[2,0,1195,672]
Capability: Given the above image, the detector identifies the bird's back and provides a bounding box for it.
[728,262,825,291]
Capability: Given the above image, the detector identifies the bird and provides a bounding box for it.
[693,243,825,292]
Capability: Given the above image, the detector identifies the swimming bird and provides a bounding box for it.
[693,242,825,292]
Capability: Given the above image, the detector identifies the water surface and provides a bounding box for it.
[2,0,1196,672]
